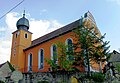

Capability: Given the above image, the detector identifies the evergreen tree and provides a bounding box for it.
[46,21,111,75]
[72,23,111,76]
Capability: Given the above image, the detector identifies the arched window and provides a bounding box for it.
[38,49,44,69]
[67,38,73,51]
[16,33,18,38]
[66,38,74,60]
[24,33,28,39]
[28,53,32,71]
[51,45,57,64]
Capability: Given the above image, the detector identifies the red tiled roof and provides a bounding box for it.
[24,19,80,50]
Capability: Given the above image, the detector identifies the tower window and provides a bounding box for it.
[25,33,28,39]
[15,32,20,38]
[16,33,18,38]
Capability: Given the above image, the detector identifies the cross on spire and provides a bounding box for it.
[23,10,25,17]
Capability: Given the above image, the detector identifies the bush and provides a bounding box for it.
[0,80,5,83]
[38,80,49,83]
[91,73,105,82]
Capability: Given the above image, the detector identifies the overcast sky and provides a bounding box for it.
[0,0,120,64]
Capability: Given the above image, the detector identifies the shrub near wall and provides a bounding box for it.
[91,72,105,82]
[38,81,49,83]
[0,80,5,83]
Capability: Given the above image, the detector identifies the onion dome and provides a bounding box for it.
[16,13,29,30]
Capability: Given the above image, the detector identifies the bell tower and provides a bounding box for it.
[10,12,32,72]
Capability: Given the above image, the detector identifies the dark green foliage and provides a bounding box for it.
[46,21,110,74]
[0,80,5,83]
[91,73,105,82]
[37,80,49,83]
[45,58,58,71]
[45,42,75,71]
[114,62,120,72]
[72,24,111,68]
[72,22,111,76]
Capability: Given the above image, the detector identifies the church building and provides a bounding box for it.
[10,11,101,73]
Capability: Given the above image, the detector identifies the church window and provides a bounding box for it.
[51,45,57,64]
[38,49,44,69]
[28,53,32,71]
[66,38,74,60]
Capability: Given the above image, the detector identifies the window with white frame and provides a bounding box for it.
[66,38,74,60]
[28,53,32,72]
[38,49,44,69]
[51,45,57,64]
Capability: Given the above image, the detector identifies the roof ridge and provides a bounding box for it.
[24,19,80,51]
[32,19,80,42]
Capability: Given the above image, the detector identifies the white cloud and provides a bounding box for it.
[0,40,11,63]
[46,20,64,33]
[30,19,50,39]
[0,12,63,64]
[107,0,120,5]
[0,27,6,32]
[41,9,47,12]
[30,19,63,40]
[29,11,64,40]
[5,12,20,31]
[40,9,48,15]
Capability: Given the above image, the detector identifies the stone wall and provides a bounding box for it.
[4,71,120,83]
[21,71,81,83]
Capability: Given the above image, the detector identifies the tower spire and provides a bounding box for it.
[16,10,29,30]
[23,10,25,17]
